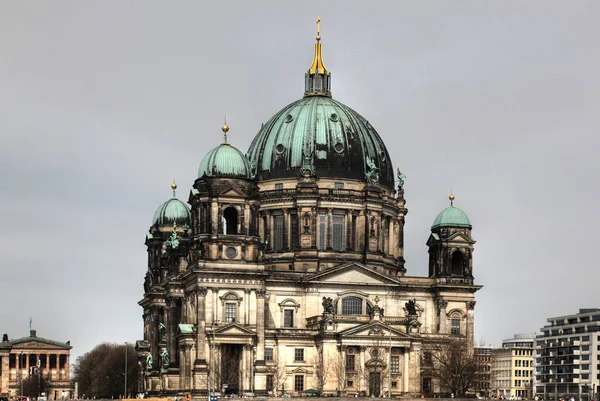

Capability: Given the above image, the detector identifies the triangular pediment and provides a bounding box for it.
[447,231,475,244]
[303,262,400,285]
[338,322,411,339]
[214,323,255,337]
[219,186,245,197]
[10,338,71,350]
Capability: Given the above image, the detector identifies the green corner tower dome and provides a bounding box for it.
[432,195,472,229]
[198,124,252,179]
[152,182,192,226]
[246,32,394,188]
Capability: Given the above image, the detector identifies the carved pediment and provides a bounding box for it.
[446,232,475,244]
[11,339,71,350]
[338,322,411,339]
[213,323,256,337]
[219,186,245,197]
[303,262,400,285]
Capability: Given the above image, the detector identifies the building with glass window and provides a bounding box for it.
[136,24,481,398]
[490,334,535,399]
[535,309,600,401]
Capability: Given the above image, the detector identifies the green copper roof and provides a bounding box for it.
[178,323,195,334]
[152,198,191,226]
[198,143,252,179]
[246,96,394,187]
[432,206,472,229]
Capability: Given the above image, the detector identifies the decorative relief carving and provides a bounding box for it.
[466,301,476,310]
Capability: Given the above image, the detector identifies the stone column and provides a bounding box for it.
[283,208,290,250]
[311,208,317,248]
[65,355,70,380]
[255,290,266,361]
[244,289,251,324]
[377,212,383,252]
[196,288,207,363]
[326,208,333,249]
[358,210,365,251]
[267,212,273,251]
[244,204,250,235]
[359,346,366,393]
[249,289,257,325]
[259,212,265,240]
[403,348,409,393]
[211,200,219,235]
[166,297,177,365]
[388,218,394,256]
[346,210,352,250]
[212,288,219,323]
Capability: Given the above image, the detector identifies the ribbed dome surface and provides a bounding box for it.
[152,198,191,226]
[432,206,472,229]
[246,96,394,188]
[198,143,252,179]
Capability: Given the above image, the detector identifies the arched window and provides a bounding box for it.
[451,250,463,275]
[223,207,238,235]
[342,296,363,315]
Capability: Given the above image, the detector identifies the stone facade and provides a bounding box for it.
[136,30,482,398]
[0,330,72,399]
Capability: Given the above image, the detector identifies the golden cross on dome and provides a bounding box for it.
[316,16,321,42]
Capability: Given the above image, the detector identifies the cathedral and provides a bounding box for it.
[136,23,481,398]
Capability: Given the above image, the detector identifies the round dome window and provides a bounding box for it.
[330,113,339,122]
[379,151,386,161]
[334,142,344,153]
[276,144,286,154]
[285,114,293,123]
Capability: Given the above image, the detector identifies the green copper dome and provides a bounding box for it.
[432,206,472,229]
[246,96,394,188]
[198,143,252,179]
[152,198,191,226]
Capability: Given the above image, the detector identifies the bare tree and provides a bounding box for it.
[314,353,336,394]
[421,338,481,396]
[328,353,347,394]
[265,358,287,396]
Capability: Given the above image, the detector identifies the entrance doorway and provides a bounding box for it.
[221,344,242,394]
[369,372,381,397]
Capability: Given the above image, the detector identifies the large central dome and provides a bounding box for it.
[246,37,394,189]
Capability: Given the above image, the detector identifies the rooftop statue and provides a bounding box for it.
[397,168,406,191]
[365,156,379,184]
[146,353,153,370]
[322,297,334,314]
[405,299,418,316]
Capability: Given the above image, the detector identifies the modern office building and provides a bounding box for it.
[491,334,535,399]
[535,309,600,400]
[475,347,493,397]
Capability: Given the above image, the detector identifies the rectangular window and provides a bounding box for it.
[332,214,345,251]
[294,375,304,392]
[266,375,274,391]
[284,310,294,328]
[274,215,284,251]
[583,345,590,351]
[275,183,283,190]
[583,335,590,341]
[318,213,327,249]
[583,354,590,360]
[347,380,354,388]
[391,355,400,373]
[291,214,299,249]
[335,182,344,189]
[265,348,273,361]
[225,303,236,323]
[346,354,355,372]
[451,318,461,335]
[294,348,304,362]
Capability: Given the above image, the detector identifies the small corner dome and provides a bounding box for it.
[432,206,471,229]
[198,143,252,179]
[152,198,191,226]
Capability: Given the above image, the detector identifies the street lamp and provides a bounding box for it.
[124,342,128,399]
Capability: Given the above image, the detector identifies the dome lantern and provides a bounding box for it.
[198,124,252,179]
[152,182,192,227]
[304,16,331,98]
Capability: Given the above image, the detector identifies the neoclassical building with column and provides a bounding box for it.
[136,24,482,398]
[0,329,72,399]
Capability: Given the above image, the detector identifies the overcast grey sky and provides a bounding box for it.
[1,1,599,359]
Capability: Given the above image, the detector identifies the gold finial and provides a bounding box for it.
[222,116,229,143]
[171,179,177,197]
[449,192,455,206]
[316,16,321,42]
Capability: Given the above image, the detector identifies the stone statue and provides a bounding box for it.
[158,322,166,341]
[160,347,169,370]
[365,156,379,184]
[165,231,179,250]
[405,299,417,316]
[322,297,334,314]
[144,272,152,293]
[146,353,153,370]
[2,333,8,342]
[396,168,406,191]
